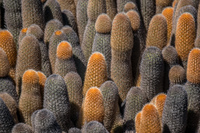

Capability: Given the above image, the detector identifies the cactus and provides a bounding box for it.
[146,14,167,49]
[61,26,86,81]
[37,71,46,103]
[82,87,104,125]
[124,87,148,131]
[0,30,17,69]
[162,45,179,92]
[3,0,22,44]
[139,104,161,133]
[83,52,107,96]
[27,24,52,77]
[105,0,117,20]
[195,35,200,48]
[135,111,142,133]
[43,0,63,24]
[44,19,63,46]
[33,109,62,133]
[68,128,81,133]
[123,2,138,13]
[0,30,17,81]
[111,13,134,102]
[197,2,200,37]
[92,14,112,77]
[140,46,164,100]
[126,10,140,31]
[187,48,200,83]
[49,30,67,73]
[162,85,188,133]
[139,0,156,31]
[162,7,173,43]
[55,41,77,77]
[81,0,106,61]
[16,35,41,96]
[116,0,136,12]
[185,48,200,132]
[0,48,10,78]
[21,0,45,30]
[56,0,76,18]
[172,5,197,43]
[64,72,83,126]
[156,0,173,13]
[169,65,186,87]
[150,93,167,125]
[43,74,73,131]
[62,9,78,33]
[76,0,88,44]
[82,121,109,133]
[0,76,18,102]
[19,69,43,125]
[12,123,33,133]
[162,46,179,67]
[0,92,18,123]
[99,81,119,131]
[18,28,27,46]
[176,13,196,69]
[0,97,15,132]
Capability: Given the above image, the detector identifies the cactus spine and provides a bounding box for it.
[12,123,33,133]
[82,121,109,133]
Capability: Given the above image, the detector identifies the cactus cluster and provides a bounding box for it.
[0,0,200,132]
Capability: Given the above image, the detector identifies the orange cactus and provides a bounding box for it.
[83,52,107,96]
[175,13,195,68]
[187,48,200,83]
[135,111,142,133]
[139,104,161,133]
[83,87,104,124]
[162,7,174,43]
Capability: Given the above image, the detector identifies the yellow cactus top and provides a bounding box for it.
[21,28,28,33]
[55,30,62,36]
[187,48,200,83]
[22,69,39,84]
[83,87,104,123]
[56,41,73,59]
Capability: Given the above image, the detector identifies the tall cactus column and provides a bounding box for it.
[110,13,134,102]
